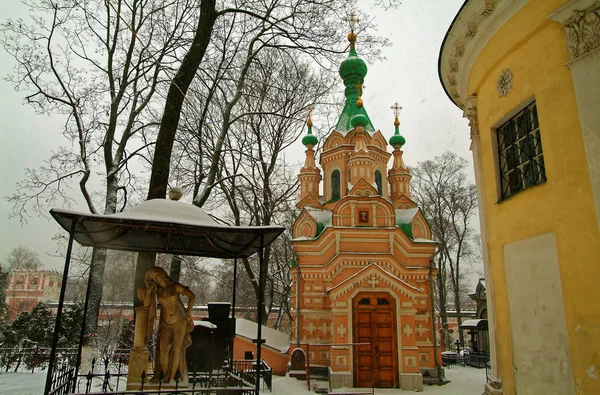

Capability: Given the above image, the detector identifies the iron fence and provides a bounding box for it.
[0,347,76,373]
[42,354,270,395]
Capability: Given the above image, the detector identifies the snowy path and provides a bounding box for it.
[0,366,486,394]
[271,366,486,395]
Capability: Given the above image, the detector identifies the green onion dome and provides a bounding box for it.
[351,113,369,128]
[389,117,406,147]
[302,117,318,147]
[339,47,368,81]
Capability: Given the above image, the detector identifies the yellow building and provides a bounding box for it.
[439,1,600,394]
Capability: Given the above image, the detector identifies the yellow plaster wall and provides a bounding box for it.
[466,0,600,392]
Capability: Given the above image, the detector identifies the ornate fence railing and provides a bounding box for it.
[42,354,270,395]
[0,347,77,373]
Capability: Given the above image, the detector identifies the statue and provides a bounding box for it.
[135,267,195,386]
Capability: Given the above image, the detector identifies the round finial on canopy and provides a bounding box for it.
[168,187,184,201]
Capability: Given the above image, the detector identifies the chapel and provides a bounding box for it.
[290,28,440,391]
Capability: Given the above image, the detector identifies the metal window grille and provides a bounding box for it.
[498,102,546,200]
[332,170,341,200]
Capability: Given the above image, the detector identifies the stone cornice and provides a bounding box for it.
[439,0,530,109]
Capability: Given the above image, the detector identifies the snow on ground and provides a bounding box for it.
[0,371,47,395]
[270,366,486,395]
[0,365,486,394]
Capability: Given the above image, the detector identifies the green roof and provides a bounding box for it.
[389,122,406,147]
[335,44,376,135]
[302,125,318,147]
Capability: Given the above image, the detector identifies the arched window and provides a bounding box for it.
[375,170,383,196]
[331,170,341,200]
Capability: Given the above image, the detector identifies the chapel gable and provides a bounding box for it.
[348,178,378,197]
[292,209,318,239]
[296,193,322,210]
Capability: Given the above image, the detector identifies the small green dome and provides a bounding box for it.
[339,48,368,81]
[351,113,369,128]
[389,133,406,147]
[302,132,318,147]
[389,121,406,147]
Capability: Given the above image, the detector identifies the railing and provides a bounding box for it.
[0,347,76,373]
[48,362,77,395]
[230,359,272,392]
[441,351,489,369]
[43,355,269,394]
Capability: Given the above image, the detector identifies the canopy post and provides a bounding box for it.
[44,220,77,395]
[255,235,265,394]
[230,257,238,367]
[232,257,238,318]
[75,247,98,377]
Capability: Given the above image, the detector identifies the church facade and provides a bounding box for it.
[290,31,440,391]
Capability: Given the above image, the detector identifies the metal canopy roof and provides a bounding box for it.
[50,199,285,258]
[460,319,488,330]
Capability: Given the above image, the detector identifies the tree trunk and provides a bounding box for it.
[83,248,107,346]
[436,262,449,350]
[146,0,217,201]
[134,0,218,305]
[454,288,465,347]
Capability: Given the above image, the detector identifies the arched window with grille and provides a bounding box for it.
[331,170,341,200]
[375,170,383,196]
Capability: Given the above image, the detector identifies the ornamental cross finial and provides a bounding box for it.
[306,105,314,128]
[391,102,403,118]
[344,12,360,34]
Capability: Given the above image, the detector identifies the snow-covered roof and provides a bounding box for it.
[236,318,290,353]
[50,199,285,258]
[395,207,419,224]
[305,207,332,227]
[460,319,488,330]
[291,236,313,242]
[193,320,217,329]
[413,238,437,244]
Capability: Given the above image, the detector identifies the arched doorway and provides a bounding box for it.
[352,292,398,388]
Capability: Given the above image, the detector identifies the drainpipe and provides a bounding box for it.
[294,257,301,348]
[429,245,443,381]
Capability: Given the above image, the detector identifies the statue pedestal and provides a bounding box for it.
[127,306,151,390]
[126,350,150,390]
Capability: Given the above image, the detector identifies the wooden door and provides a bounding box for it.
[353,292,398,388]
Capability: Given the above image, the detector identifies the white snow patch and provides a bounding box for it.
[236,318,291,353]
[306,207,333,227]
[395,207,419,224]
[585,365,598,379]
[193,320,217,329]
[266,366,487,394]
[413,238,437,243]
[291,236,313,241]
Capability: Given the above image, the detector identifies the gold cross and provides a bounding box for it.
[343,12,360,33]
[306,105,314,127]
[391,102,403,118]
[306,105,313,118]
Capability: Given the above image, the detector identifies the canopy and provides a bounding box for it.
[460,319,488,330]
[46,198,285,394]
[50,199,285,258]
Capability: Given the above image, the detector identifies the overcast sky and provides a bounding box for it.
[0,0,474,273]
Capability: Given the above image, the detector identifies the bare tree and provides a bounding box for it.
[411,151,479,348]
[136,0,394,309]
[2,0,198,340]
[2,246,42,271]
